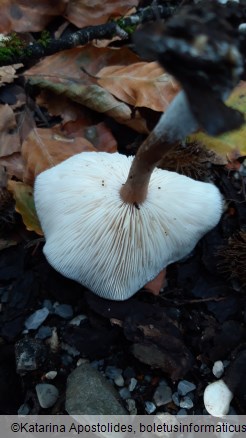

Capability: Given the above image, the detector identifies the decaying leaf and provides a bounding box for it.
[0,152,25,181]
[0,104,21,157]
[0,64,23,85]
[189,81,246,160]
[64,0,138,28]
[21,127,97,185]
[7,180,43,235]
[98,62,179,111]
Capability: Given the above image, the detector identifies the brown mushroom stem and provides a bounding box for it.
[120,90,199,205]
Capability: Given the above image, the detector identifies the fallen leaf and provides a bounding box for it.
[0,0,67,32]
[189,81,246,160]
[7,180,43,235]
[22,127,97,185]
[63,121,117,153]
[98,62,179,111]
[0,104,21,157]
[0,64,23,85]
[0,152,25,181]
[64,0,138,28]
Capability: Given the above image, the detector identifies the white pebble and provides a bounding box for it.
[45,371,57,380]
[212,360,224,379]
[36,383,59,409]
[204,380,233,417]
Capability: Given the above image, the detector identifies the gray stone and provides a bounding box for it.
[18,403,30,415]
[15,338,47,372]
[25,308,49,330]
[177,380,196,396]
[65,363,127,415]
[128,377,138,392]
[179,396,194,409]
[36,383,59,409]
[172,392,180,406]
[54,304,73,319]
[105,366,122,379]
[69,315,87,326]
[119,387,131,400]
[35,326,52,340]
[177,408,188,415]
[145,401,156,414]
[153,382,172,406]
[126,399,137,414]
[114,375,124,387]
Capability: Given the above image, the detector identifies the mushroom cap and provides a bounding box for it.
[34,151,223,300]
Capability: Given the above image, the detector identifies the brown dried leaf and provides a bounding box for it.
[98,62,180,111]
[0,105,21,157]
[22,127,96,185]
[0,64,23,85]
[0,0,67,33]
[64,0,138,28]
[0,152,25,181]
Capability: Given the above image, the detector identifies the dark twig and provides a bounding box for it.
[0,4,176,67]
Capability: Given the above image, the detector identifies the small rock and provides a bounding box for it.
[43,299,53,312]
[25,308,49,330]
[46,328,59,353]
[128,377,138,392]
[179,396,194,409]
[212,360,224,379]
[105,366,122,379]
[15,338,47,373]
[172,392,180,407]
[90,359,104,370]
[76,358,89,367]
[18,403,30,415]
[123,367,136,379]
[45,371,57,380]
[35,326,52,340]
[114,375,124,387]
[119,387,131,400]
[204,379,233,417]
[61,354,73,367]
[36,383,59,409]
[54,304,73,320]
[177,380,196,396]
[153,382,172,406]
[61,342,80,357]
[177,408,188,415]
[65,363,126,414]
[145,401,156,414]
[126,398,137,415]
[69,315,87,326]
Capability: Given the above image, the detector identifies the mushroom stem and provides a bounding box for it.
[120,90,199,204]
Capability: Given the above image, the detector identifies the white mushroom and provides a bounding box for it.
[34,91,223,300]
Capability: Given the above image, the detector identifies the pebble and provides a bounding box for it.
[36,383,59,409]
[54,304,73,320]
[15,338,47,373]
[153,382,173,406]
[24,308,49,330]
[126,398,137,415]
[35,326,52,340]
[43,299,54,312]
[119,387,131,400]
[179,396,194,409]
[45,371,57,380]
[61,342,80,357]
[177,380,196,396]
[123,367,136,379]
[128,377,138,392]
[46,328,59,353]
[105,366,122,380]
[65,363,127,414]
[172,392,180,407]
[177,408,188,415]
[90,359,104,370]
[69,315,87,326]
[212,360,224,379]
[114,375,125,387]
[204,379,233,417]
[145,401,156,414]
[18,403,30,415]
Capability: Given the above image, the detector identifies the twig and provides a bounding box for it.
[0,4,176,67]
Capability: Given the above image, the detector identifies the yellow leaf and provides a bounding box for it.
[7,181,43,236]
